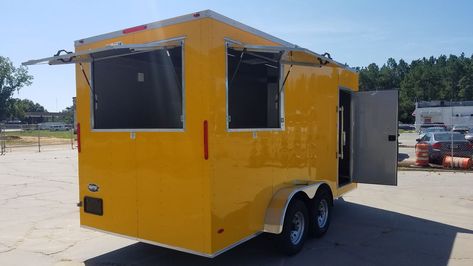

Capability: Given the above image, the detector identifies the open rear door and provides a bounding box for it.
[353,90,398,186]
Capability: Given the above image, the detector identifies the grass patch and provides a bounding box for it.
[3,130,75,139]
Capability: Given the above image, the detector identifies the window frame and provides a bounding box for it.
[89,38,186,132]
[225,39,285,132]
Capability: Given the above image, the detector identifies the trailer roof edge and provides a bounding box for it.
[74,10,293,47]
[74,10,355,73]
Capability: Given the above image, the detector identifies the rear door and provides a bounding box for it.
[353,90,398,185]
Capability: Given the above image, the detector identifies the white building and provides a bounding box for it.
[414,101,473,130]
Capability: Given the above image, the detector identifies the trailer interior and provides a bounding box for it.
[92,46,183,130]
[227,47,282,129]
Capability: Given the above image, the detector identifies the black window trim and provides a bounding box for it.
[89,38,186,132]
[225,39,285,132]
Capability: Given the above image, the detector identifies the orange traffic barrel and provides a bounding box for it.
[442,156,473,170]
[415,143,429,166]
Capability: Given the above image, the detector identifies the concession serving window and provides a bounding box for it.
[22,38,185,131]
[227,46,283,130]
[226,40,343,131]
[92,45,183,130]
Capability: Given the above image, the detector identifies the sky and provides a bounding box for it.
[1,0,473,112]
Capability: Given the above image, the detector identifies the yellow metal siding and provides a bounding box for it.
[76,19,212,254]
[208,20,358,252]
[339,68,359,91]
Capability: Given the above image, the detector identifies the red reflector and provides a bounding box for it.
[76,123,81,153]
[122,25,147,34]
[204,120,209,160]
[432,142,442,149]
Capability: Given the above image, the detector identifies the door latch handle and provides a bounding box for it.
[388,135,396,141]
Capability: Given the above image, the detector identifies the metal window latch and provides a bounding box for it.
[227,116,232,123]
[180,115,184,122]
[280,117,285,123]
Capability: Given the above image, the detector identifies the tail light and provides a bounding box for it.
[77,123,81,153]
[432,142,442,149]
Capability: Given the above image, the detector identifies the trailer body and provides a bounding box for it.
[24,10,398,257]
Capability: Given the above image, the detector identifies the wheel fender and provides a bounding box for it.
[263,181,328,234]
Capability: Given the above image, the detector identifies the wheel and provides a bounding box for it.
[309,189,332,238]
[276,199,309,255]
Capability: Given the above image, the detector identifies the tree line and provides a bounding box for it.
[1,56,33,121]
[1,56,72,124]
[5,98,46,121]
[357,54,473,123]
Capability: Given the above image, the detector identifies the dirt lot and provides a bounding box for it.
[0,148,472,266]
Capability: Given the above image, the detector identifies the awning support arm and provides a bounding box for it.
[279,64,292,95]
[229,48,247,86]
[79,62,91,89]
[164,47,183,97]
[278,51,293,95]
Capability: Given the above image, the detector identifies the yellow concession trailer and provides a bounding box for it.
[24,10,398,257]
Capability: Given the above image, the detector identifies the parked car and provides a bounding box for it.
[465,129,473,143]
[420,126,446,134]
[399,123,415,131]
[418,126,446,139]
[452,125,470,134]
[419,123,447,133]
[416,132,473,164]
[50,125,68,131]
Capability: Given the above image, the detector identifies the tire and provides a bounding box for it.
[276,199,309,255]
[309,189,332,238]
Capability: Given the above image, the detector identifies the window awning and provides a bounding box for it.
[22,38,183,66]
[227,42,354,72]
